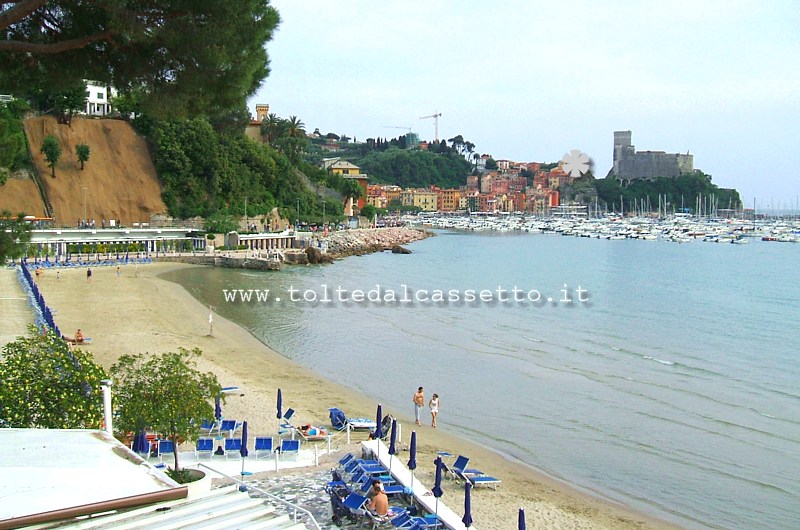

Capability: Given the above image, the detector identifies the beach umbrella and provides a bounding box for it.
[214,394,222,422]
[462,481,473,527]
[407,431,417,487]
[388,418,398,469]
[374,403,383,459]
[240,420,249,477]
[276,388,282,419]
[132,430,148,455]
[432,456,444,520]
[518,508,526,530]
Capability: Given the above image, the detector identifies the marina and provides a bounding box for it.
[414,212,800,243]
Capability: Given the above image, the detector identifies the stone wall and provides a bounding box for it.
[155,255,280,270]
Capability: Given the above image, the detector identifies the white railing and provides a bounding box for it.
[196,463,322,530]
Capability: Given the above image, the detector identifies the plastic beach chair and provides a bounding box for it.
[223,437,243,460]
[195,437,214,459]
[254,436,275,459]
[219,419,242,438]
[279,408,296,435]
[279,439,300,461]
[456,469,502,490]
[157,439,175,462]
[451,455,485,477]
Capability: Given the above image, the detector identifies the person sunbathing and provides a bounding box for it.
[74,329,84,344]
[298,424,327,438]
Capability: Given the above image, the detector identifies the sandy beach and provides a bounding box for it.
[22,262,679,530]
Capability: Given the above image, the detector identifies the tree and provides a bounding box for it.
[485,157,498,170]
[40,134,61,177]
[0,1,281,118]
[360,204,376,221]
[0,99,31,177]
[0,211,32,264]
[75,143,90,170]
[51,84,86,124]
[342,179,364,202]
[204,213,238,235]
[0,326,108,428]
[111,348,221,472]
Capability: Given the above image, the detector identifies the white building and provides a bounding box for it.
[84,81,117,116]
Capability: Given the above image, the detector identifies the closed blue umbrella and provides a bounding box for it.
[462,481,473,527]
[518,508,526,530]
[374,403,383,459]
[374,403,383,440]
[132,430,148,455]
[240,421,249,458]
[240,420,249,479]
[407,430,417,487]
[214,395,222,421]
[276,388,282,419]
[388,418,398,469]
[432,456,444,519]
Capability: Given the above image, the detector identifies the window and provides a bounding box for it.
[97,92,104,100]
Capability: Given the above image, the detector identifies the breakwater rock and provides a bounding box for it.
[311,227,433,259]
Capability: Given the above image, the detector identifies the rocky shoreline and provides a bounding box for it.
[155,227,434,269]
[309,226,433,260]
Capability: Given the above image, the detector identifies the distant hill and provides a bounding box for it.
[16,116,166,226]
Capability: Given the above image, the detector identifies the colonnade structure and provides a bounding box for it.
[27,227,208,258]
[25,227,301,261]
[225,230,299,253]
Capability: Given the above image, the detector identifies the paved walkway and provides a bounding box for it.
[0,267,33,347]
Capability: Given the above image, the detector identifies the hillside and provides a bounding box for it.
[19,116,166,226]
[0,174,46,218]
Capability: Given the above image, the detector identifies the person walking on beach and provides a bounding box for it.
[412,387,425,426]
[429,393,440,428]
[86,267,92,282]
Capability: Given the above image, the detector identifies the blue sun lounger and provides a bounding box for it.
[455,469,502,490]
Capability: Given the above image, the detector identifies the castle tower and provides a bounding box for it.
[613,130,633,175]
[255,104,270,121]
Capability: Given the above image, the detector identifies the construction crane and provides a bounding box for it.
[419,111,442,142]
[382,125,412,133]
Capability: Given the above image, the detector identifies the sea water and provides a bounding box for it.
[165,232,800,529]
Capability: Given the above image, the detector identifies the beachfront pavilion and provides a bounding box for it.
[224,231,298,253]
[26,227,207,259]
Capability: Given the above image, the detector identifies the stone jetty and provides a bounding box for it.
[311,227,432,259]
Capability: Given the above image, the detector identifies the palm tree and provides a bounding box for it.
[286,115,305,138]
[260,113,282,145]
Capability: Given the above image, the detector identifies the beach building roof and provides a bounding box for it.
[0,429,182,527]
[0,429,314,529]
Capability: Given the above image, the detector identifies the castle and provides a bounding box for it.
[609,131,693,182]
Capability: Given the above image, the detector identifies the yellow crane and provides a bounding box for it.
[419,111,442,142]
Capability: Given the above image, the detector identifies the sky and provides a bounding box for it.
[249,0,800,209]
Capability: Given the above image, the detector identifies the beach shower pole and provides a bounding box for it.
[100,379,113,435]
